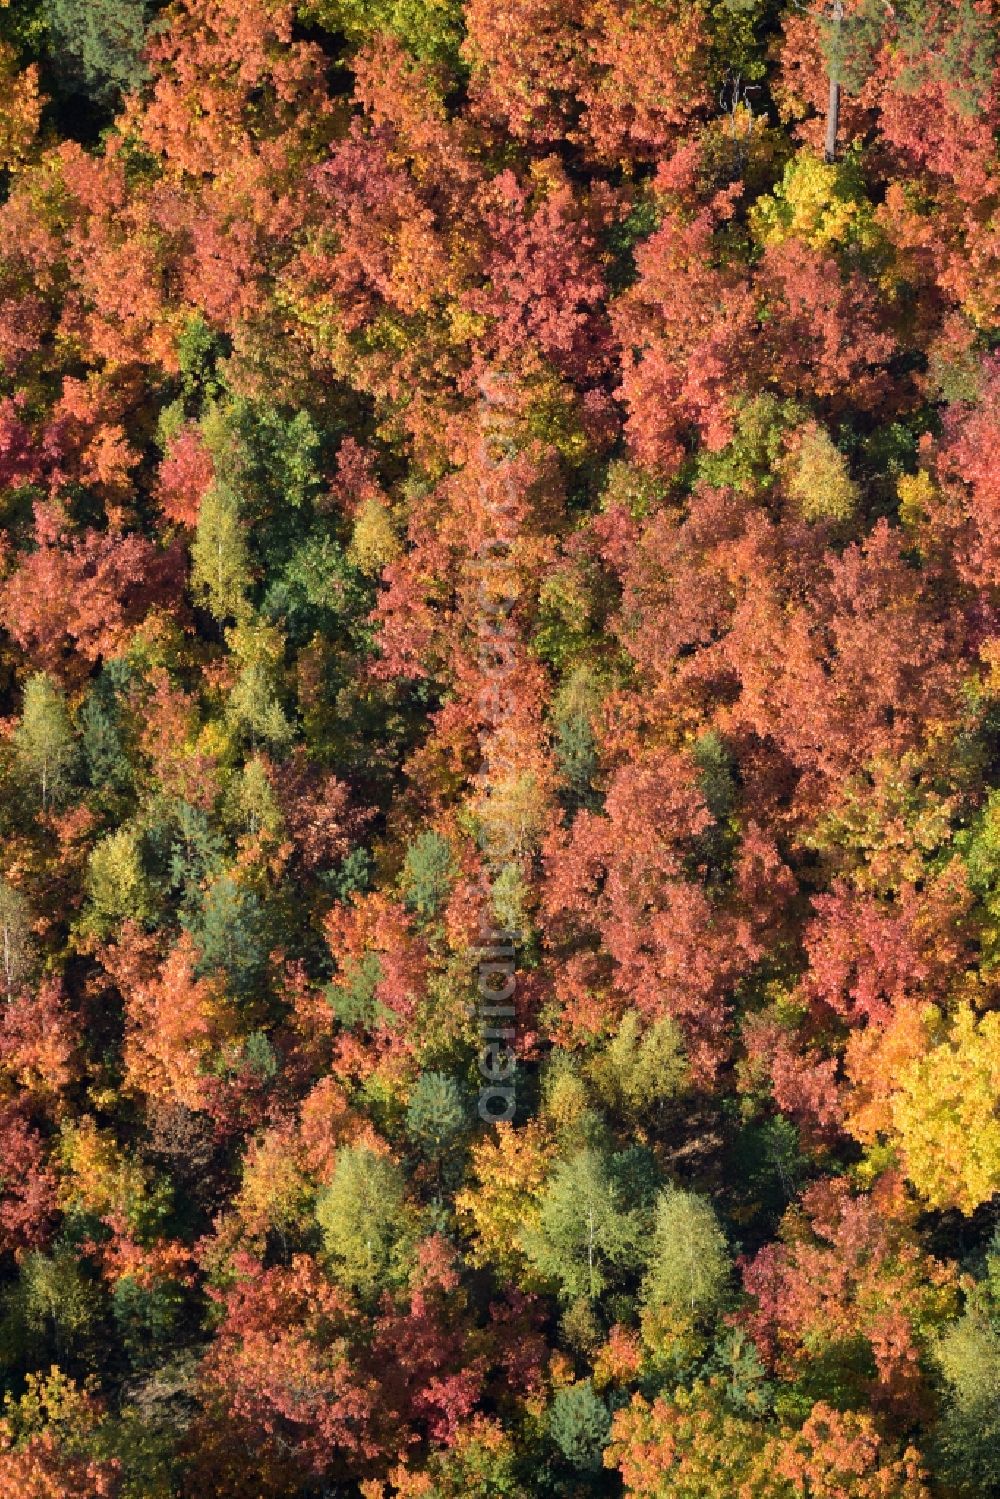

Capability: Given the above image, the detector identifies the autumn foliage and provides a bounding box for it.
[0,0,999,1492]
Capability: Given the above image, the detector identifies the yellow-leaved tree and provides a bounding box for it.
[889,1005,1000,1214]
[455,1119,554,1280]
[846,1002,1000,1213]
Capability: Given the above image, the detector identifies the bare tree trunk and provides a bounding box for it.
[824,0,844,163]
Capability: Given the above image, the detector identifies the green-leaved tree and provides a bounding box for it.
[14,672,75,811]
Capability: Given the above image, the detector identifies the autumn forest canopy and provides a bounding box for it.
[3,0,1000,1493]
